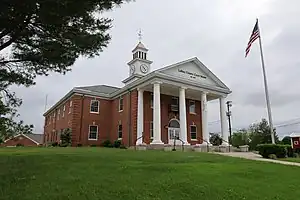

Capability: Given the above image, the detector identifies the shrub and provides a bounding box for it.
[257,144,288,158]
[16,143,24,147]
[102,140,113,148]
[113,140,122,148]
[59,143,69,147]
[268,154,277,159]
[51,142,58,147]
[77,143,82,147]
[90,144,97,147]
[293,153,299,158]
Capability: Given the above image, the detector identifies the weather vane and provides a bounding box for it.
[138,29,142,42]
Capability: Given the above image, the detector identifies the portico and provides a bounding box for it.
[135,57,231,146]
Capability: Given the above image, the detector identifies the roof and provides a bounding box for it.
[26,134,43,144]
[75,85,120,94]
[4,133,43,144]
[290,132,300,138]
[132,42,148,52]
[44,57,231,116]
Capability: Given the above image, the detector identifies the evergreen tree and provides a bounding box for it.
[0,0,131,137]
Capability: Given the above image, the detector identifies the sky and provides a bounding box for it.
[11,0,300,138]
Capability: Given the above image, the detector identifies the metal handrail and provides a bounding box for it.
[177,137,185,151]
[134,132,144,150]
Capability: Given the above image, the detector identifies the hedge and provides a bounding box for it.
[256,144,290,158]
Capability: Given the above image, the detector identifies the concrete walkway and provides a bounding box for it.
[214,152,300,167]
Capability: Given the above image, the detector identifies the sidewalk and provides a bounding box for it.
[214,152,300,167]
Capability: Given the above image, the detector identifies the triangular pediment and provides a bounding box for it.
[156,57,229,90]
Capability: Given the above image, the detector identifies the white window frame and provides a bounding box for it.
[69,100,72,114]
[62,105,65,117]
[189,100,196,114]
[57,109,60,120]
[150,121,153,139]
[88,125,98,141]
[118,123,122,139]
[90,100,100,114]
[190,125,197,141]
[119,96,124,112]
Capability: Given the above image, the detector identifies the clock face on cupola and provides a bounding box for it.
[122,31,153,85]
[127,40,152,77]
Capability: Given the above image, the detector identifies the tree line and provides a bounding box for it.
[210,118,291,150]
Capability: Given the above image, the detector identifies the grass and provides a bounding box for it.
[280,157,300,163]
[1,147,300,200]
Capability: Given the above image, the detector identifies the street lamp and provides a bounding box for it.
[226,101,233,147]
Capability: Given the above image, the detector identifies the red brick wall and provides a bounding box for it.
[43,98,73,144]
[43,90,203,147]
[71,95,112,146]
[109,90,138,147]
[2,135,38,147]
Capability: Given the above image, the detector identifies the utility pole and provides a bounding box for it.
[226,101,232,147]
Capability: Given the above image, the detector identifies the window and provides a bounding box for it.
[150,121,153,139]
[58,109,61,120]
[88,125,98,140]
[150,93,153,108]
[190,125,197,140]
[49,116,51,124]
[189,100,196,114]
[90,100,99,113]
[62,105,65,117]
[171,97,179,111]
[118,123,122,139]
[119,96,123,111]
[53,112,55,122]
[69,101,72,114]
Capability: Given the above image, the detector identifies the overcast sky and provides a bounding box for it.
[12,0,300,138]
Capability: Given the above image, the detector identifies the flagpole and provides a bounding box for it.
[257,18,275,144]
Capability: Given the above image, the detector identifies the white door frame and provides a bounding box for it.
[168,118,181,145]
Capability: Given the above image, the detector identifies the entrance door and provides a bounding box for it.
[168,119,181,145]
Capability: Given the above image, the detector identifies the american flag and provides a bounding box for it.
[245,20,260,57]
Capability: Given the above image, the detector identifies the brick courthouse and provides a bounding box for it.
[43,42,231,147]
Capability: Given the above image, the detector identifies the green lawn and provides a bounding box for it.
[280,158,300,163]
[1,148,300,200]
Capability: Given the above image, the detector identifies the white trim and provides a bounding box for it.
[88,125,98,140]
[156,57,230,90]
[3,134,40,145]
[168,118,180,127]
[190,125,197,140]
[43,57,231,116]
[118,96,124,112]
[118,123,123,139]
[90,99,100,114]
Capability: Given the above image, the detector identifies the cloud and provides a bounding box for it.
[9,0,300,138]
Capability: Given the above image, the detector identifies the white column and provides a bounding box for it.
[201,92,210,145]
[179,87,189,145]
[220,97,229,146]
[136,88,144,145]
[151,81,163,144]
